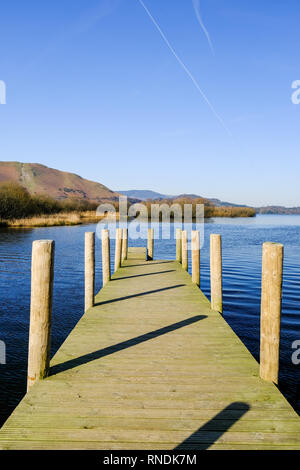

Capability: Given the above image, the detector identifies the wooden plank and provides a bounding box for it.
[127,247,147,260]
[0,248,300,450]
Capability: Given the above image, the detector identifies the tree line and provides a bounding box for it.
[0,182,98,220]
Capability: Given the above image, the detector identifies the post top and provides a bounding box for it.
[32,240,54,245]
[263,241,284,248]
[84,232,95,241]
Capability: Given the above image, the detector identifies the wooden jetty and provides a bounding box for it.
[0,232,300,450]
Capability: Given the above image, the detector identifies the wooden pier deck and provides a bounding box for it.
[1,248,300,450]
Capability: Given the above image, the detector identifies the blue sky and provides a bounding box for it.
[0,0,299,206]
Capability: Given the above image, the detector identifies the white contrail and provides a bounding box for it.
[137,0,231,135]
[192,0,214,55]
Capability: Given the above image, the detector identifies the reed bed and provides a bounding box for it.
[0,212,82,227]
[0,211,120,228]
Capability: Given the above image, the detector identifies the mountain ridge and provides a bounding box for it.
[1,164,299,214]
[118,189,246,207]
[119,190,300,214]
[0,161,120,202]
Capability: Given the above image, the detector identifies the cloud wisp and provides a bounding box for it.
[192,0,214,55]
[137,0,230,135]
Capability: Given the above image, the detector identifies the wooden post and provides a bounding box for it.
[121,228,128,263]
[210,234,222,313]
[191,230,200,286]
[260,242,283,384]
[176,228,182,263]
[85,232,95,313]
[147,228,154,260]
[114,228,122,272]
[102,229,111,286]
[27,240,55,392]
[182,230,188,271]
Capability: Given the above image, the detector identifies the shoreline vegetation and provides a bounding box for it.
[0,182,255,228]
[0,182,112,228]
[142,197,256,219]
[0,211,110,228]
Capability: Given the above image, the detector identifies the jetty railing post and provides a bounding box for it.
[191,230,200,286]
[176,228,182,263]
[210,234,223,313]
[147,228,154,260]
[121,228,128,263]
[85,232,95,312]
[27,240,55,392]
[102,229,111,286]
[260,242,283,384]
[182,230,188,271]
[114,228,122,272]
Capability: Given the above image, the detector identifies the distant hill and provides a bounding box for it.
[118,190,174,200]
[119,189,300,214]
[208,198,248,208]
[256,206,300,215]
[0,162,120,202]
[2,170,297,213]
[119,189,246,207]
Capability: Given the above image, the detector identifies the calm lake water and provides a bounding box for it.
[0,214,300,425]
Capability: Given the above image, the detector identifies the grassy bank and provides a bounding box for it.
[204,205,256,218]
[0,181,100,219]
[0,182,255,228]
[143,197,256,218]
[0,211,109,228]
[0,182,120,227]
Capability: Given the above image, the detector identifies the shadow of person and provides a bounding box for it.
[175,402,250,450]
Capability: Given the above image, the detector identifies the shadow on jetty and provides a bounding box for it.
[122,261,174,268]
[175,402,250,450]
[112,269,176,281]
[50,314,207,375]
[94,284,186,307]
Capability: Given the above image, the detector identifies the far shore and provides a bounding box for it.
[0,211,120,228]
[0,210,257,229]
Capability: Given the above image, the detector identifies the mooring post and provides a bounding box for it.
[121,228,128,263]
[147,228,154,260]
[85,232,95,312]
[182,230,188,271]
[260,242,283,384]
[27,240,55,392]
[102,229,111,286]
[114,228,122,272]
[191,230,200,286]
[176,228,182,263]
[210,234,223,313]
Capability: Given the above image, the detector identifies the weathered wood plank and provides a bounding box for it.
[127,247,147,260]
